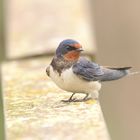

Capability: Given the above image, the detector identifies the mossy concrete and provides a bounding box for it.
[2,58,110,140]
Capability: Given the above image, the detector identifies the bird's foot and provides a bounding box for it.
[61,97,92,102]
[61,93,76,102]
[72,97,92,102]
[61,98,76,103]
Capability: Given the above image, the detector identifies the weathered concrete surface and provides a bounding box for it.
[2,58,110,140]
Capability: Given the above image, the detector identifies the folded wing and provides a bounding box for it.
[73,58,104,81]
[73,58,131,82]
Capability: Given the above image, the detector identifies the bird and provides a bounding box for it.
[46,39,133,102]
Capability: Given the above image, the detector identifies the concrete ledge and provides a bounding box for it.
[2,58,110,140]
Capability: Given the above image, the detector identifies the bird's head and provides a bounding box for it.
[56,39,83,61]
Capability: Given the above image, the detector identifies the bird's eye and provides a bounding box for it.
[65,45,76,51]
[65,46,73,51]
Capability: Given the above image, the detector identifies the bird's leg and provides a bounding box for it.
[83,93,89,100]
[72,93,92,102]
[62,93,92,102]
[61,93,76,102]
[81,93,92,101]
[69,93,76,101]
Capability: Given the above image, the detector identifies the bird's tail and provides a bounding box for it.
[100,66,132,82]
[128,71,140,76]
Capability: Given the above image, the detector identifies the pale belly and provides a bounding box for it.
[49,66,101,94]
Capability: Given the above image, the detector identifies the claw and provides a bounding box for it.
[61,93,76,102]
[61,97,92,102]
[61,99,72,102]
[61,98,76,103]
[72,97,92,102]
[61,93,92,103]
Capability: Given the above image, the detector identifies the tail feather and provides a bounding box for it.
[100,66,132,82]
[128,71,140,76]
[106,66,132,70]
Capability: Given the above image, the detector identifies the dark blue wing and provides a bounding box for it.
[73,57,104,81]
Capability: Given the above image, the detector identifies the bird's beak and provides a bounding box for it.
[76,48,84,52]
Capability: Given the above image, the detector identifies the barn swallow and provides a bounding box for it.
[46,39,132,102]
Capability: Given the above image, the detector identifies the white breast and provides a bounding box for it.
[49,66,101,95]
